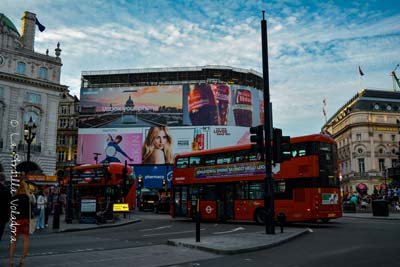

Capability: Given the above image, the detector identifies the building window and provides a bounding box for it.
[379,148,384,154]
[58,135,65,145]
[25,92,41,104]
[57,151,66,162]
[0,86,4,98]
[392,135,396,142]
[378,134,383,140]
[392,159,397,167]
[358,158,365,174]
[356,134,361,141]
[16,62,26,74]
[357,148,363,154]
[60,106,69,114]
[59,119,68,128]
[38,67,48,80]
[378,159,385,172]
[72,135,78,146]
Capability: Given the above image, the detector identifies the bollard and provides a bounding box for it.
[196,211,201,242]
[277,212,286,233]
[53,203,61,230]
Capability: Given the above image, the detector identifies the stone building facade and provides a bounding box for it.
[56,92,79,173]
[322,89,400,194]
[0,11,68,177]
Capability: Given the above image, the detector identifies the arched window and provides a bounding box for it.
[39,67,48,80]
[16,62,26,74]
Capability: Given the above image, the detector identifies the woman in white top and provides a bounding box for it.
[35,191,46,229]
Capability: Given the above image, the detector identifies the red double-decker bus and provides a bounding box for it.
[62,163,136,211]
[171,133,342,223]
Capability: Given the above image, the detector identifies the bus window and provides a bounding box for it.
[235,182,248,199]
[176,157,189,168]
[216,153,234,165]
[201,185,216,200]
[201,154,215,166]
[248,151,259,162]
[189,156,201,166]
[234,151,248,163]
[249,182,264,199]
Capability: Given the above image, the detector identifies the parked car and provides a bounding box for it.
[154,197,171,213]
[139,191,159,211]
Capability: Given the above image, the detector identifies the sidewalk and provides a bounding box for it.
[167,227,309,255]
[343,212,400,220]
[33,212,141,234]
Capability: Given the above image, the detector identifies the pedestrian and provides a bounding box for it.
[9,180,31,267]
[36,190,46,229]
[0,173,11,244]
[44,188,51,227]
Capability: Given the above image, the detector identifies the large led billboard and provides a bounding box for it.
[77,126,250,165]
[79,84,264,128]
[78,83,264,167]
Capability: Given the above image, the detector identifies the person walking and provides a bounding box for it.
[9,180,31,267]
[35,190,46,229]
[0,173,11,244]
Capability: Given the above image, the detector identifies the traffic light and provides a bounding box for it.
[138,175,143,188]
[273,128,291,163]
[250,125,265,154]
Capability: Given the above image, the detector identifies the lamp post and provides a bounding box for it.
[65,161,74,223]
[24,116,37,163]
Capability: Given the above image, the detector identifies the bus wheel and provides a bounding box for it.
[321,218,330,223]
[255,208,266,225]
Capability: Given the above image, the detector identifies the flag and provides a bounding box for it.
[35,17,46,32]
[358,66,364,76]
[322,97,327,118]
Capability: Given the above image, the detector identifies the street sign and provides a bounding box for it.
[113,203,129,212]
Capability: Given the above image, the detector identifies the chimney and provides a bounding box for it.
[21,11,36,50]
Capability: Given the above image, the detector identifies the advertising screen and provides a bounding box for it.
[77,126,251,165]
[78,83,264,167]
[79,83,263,128]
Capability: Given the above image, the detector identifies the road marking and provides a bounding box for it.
[213,227,245,235]
[143,229,206,237]
[139,225,173,232]
[307,228,314,233]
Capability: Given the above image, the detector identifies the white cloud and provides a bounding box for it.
[2,0,399,137]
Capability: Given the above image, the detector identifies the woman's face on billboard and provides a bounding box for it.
[153,130,167,149]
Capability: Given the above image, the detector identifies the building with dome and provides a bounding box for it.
[0,11,68,178]
[322,89,400,194]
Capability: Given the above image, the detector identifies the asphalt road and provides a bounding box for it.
[1,213,399,266]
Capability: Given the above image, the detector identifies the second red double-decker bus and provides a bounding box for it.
[62,163,136,212]
[171,133,342,223]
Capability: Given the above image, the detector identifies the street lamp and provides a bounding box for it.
[65,161,75,223]
[24,116,37,163]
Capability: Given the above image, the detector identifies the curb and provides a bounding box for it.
[343,214,400,220]
[54,219,141,233]
[167,229,309,255]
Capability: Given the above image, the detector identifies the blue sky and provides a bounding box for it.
[3,0,400,136]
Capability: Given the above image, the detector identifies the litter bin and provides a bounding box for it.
[343,201,356,213]
[371,199,389,216]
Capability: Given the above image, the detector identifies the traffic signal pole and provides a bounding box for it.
[261,11,275,234]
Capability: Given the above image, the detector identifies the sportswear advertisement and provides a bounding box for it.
[77,126,251,165]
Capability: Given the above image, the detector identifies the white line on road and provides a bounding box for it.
[142,229,206,237]
[139,225,173,232]
[212,227,245,235]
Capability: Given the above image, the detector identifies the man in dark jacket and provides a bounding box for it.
[0,172,11,243]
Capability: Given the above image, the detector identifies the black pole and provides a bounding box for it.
[27,135,31,163]
[195,194,200,242]
[261,10,275,235]
[65,165,73,223]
